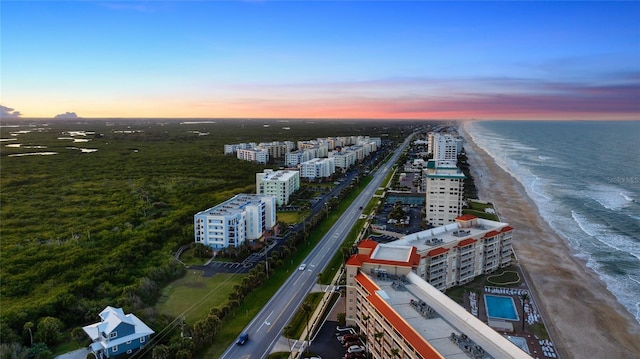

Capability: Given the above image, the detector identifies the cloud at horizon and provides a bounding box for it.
[1,105,22,118]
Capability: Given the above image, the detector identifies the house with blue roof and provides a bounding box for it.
[82,306,154,358]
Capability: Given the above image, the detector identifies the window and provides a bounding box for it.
[140,337,145,343]
[127,350,133,354]
[109,332,117,339]
[112,346,118,353]
[126,340,131,345]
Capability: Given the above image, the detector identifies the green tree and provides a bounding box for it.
[35,317,64,346]
[28,342,53,359]
[152,344,170,359]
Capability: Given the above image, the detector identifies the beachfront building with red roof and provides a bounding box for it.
[344,268,531,359]
[394,214,513,290]
[344,222,528,359]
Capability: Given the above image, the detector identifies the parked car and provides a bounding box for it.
[336,326,353,332]
[347,345,366,353]
[338,333,359,343]
[336,329,356,337]
[236,333,249,345]
[343,339,362,348]
[344,352,366,359]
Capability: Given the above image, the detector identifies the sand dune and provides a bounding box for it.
[459,122,640,359]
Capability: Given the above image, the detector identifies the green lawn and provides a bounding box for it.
[463,200,500,221]
[276,211,303,224]
[156,271,244,325]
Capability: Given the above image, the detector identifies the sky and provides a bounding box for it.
[1,1,639,120]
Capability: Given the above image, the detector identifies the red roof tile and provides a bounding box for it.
[456,214,477,221]
[346,254,369,266]
[457,238,478,247]
[427,247,450,257]
[501,226,514,232]
[358,239,379,249]
[484,230,501,238]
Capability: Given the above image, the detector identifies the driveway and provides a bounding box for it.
[55,348,90,359]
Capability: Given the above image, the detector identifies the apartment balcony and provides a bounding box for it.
[484,237,497,244]
[429,262,447,272]
[502,238,512,246]
[459,258,475,267]
[460,251,475,260]
[459,273,475,283]
[459,247,475,255]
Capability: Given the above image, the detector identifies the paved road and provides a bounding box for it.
[220,134,414,359]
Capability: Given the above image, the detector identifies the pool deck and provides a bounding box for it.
[462,267,559,359]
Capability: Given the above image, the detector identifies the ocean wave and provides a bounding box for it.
[463,121,640,324]
[586,185,635,211]
[571,211,640,261]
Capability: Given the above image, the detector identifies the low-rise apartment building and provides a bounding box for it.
[194,194,276,249]
[236,148,269,164]
[256,169,300,206]
[300,157,336,180]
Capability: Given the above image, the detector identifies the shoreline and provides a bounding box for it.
[459,121,640,358]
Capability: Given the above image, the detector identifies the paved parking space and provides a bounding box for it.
[308,320,355,359]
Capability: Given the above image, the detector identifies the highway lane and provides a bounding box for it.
[220,133,414,359]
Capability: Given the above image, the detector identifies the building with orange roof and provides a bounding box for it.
[345,268,532,359]
[344,216,528,358]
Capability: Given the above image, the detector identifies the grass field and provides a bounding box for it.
[276,211,304,224]
[463,200,500,221]
[156,271,244,325]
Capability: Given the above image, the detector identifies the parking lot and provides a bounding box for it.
[307,320,365,359]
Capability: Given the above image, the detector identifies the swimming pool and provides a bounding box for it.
[484,295,519,321]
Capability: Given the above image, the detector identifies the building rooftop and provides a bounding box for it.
[393,217,510,253]
[357,272,531,359]
[261,170,298,181]
[196,194,267,216]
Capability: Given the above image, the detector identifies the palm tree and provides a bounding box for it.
[284,325,293,358]
[520,292,530,331]
[301,302,313,353]
[391,348,400,358]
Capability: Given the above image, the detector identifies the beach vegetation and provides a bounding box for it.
[486,270,521,286]
[528,322,550,340]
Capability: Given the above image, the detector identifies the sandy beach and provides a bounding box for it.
[459,122,640,359]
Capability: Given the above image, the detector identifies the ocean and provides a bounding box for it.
[464,120,640,324]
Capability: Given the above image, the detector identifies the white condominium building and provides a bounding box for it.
[236,148,269,164]
[285,150,316,167]
[329,150,357,170]
[256,169,300,206]
[194,194,276,249]
[299,157,335,180]
[224,143,257,155]
[425,159,465,227]
[432,132,464,161]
